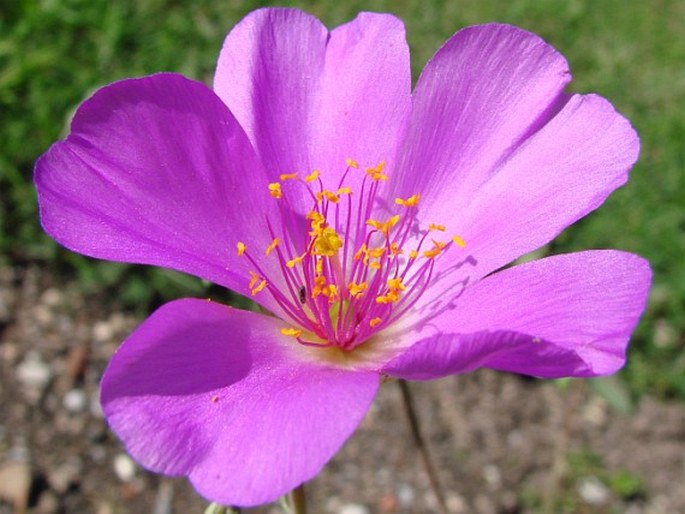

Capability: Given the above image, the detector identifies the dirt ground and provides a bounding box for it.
[1,265,683,514]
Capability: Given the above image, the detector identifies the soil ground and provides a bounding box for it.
[1,265,683,514]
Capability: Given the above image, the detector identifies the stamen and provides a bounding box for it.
[248,271,259,289]
[236,157,464,350]
[265,238,280,256]
[365,160,387,181]
[395,194,420,207]
[348,281,368,297]
[305,170,320,182]
[251,279,267,296]
[452,235,467,248]
[345,158,359,169]
[268,182,282,199]
[286,254,304,268]
[423,240,447,259]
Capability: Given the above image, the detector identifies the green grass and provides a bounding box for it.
[2,0,683,398]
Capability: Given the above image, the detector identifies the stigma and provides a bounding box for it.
[236,159,465,351]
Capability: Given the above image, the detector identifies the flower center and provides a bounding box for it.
[237,158,466,350]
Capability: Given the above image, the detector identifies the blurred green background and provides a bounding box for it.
[1,0,683,400]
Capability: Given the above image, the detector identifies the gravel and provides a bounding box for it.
[1,264,684,513]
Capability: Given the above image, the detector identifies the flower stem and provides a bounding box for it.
[398,380,448,514]
[289,483,307,514]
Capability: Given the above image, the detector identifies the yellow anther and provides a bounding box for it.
[368,261,381,270]
[369,317,382,328]
[316,190,340,204]
[313,227,343,257]
[315,258,323,275]
[236,241,246,256]
[354,244,368,261]
[366,215,399,236]
[409,249,418,259]
[368,247,386,259]
[452,235,466,248]
[312,275,331,299]
[305,169,320,182]
[395,194,420,207]
[281,327,302,337]
[348,281,368,297]
[265,238,280,256]
[286,254,304,268]
[429,223,446,232]
[325,284,339,302]
[390,242,403,256]
[345,158,359,169]
[248,271,260,289]
[423,240,447,259]
[268,182,282,199]
[366,214,400,236]
[365,160,387,181]
[251,279,267,296]
[279,172,298,181]
[387,277,406,291]
[336,187,352,195]
[307,211,326,234]
[376,290,400,304]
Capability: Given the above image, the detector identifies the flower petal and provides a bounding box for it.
[392,24,638,278]
[383,331,591,380]
[455,93,639,278]
[383,251,651,379]
[393,23,571,215]
[101,299,378,506]
[213,8,411,190]
[35,73,282,302]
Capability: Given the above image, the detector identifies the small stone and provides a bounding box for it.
[17,352,53,391]
[396,483,415,506]
[113,453,137,482]
[338,504,370,514]
[93,320,114,343]
[63,389,87,413]
[446,493,467,513]
[482,464,502,488]
[0,459,32,513]
[577,476,610,506]
[36,491,59,514]
[41,288,63,307]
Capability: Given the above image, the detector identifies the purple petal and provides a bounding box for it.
[392,24,639,278]
[454,94,639,278]
[101,299,378,506]
[214,8,411,189]
[394,23,571,214]
[35,74,282,303]
[383,331,591,380]
[383,251,651,379]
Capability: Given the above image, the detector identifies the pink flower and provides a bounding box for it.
[35,8,650,507]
